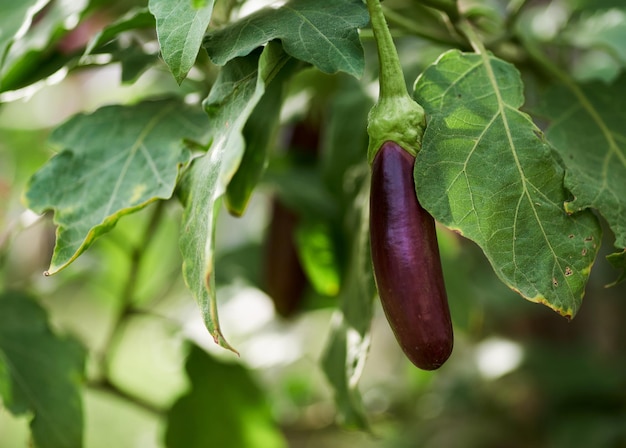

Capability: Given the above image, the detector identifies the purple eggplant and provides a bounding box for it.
[264,198,307,318]
[370,141,453,370]
[263,121,320,318]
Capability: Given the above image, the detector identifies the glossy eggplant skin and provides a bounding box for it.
[370,141,453,370]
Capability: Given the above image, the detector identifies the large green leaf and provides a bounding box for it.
[179,43,292,352]
[538,75,626,282]
[25,99,209,275]
[413,50,601,318]
[203,0,369,78]
[148,0,214,84]
[0,291,85,448]
[165,344,286,448]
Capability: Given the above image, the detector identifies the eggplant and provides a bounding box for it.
[263,121,320,318]
[264,198,307,318]
[369,141,453,370]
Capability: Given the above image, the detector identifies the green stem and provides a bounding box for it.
[365,0,427,162]
[456,20,486,55]
[366,0,408,99]
[421,0,460,22]
[99,200,166,375]
[382,6,464,48]
[88,378,166,417]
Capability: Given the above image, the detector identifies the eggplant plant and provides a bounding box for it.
[1,0,626,446]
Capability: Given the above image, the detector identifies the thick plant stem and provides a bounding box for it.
[365,0,426,163]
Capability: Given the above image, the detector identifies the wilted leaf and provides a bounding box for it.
[165,345,286,448]
[149,0,214,84]
[179,43,294,351]
[203,0,369,78]
[0,291,85,448]
[538,75,626,282]
[25,99,209,274]
[414,50,601,318]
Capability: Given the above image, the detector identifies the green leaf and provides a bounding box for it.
[115,44,160,84]
[320,76,374,197]
[24,99,208,275]
[565,0,626,12]
[165,344,286,448]
[82,8,156,57]
[564,8,626,67]
[264,161,338,220]
[179,43,292,352]
[321,175,374,429]
[80,8,158,84]
[149,0,214,84]
[538,75,626,281]
[413,50,601,318]
[0,291,85,448]
[0,0,42,71]
[320,83,375,429]
[1,0,89,92]
[295,219,341,297]
[607,250,626,284]
[225,59,300,216]
[203,0,369,78]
